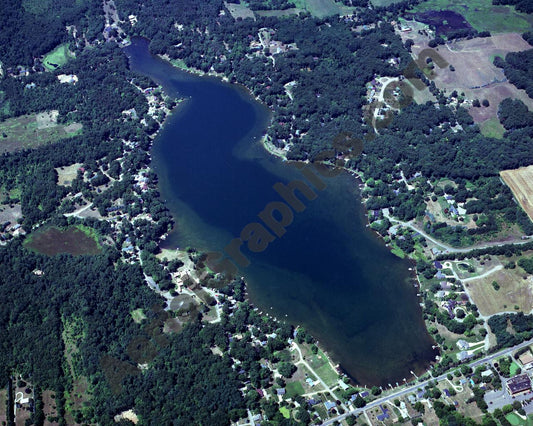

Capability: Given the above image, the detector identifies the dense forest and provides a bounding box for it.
[495,48,533,99]
[0,0,104,67]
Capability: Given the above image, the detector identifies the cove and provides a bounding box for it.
[125,38,437,386]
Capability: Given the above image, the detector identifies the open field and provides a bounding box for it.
[56,163,82,186]
[371,0,405,6]
[480,116,506,138]
[43,44,74,71]
[0,111,82,154]
[501,166,533,222]
[405,33,533,123]
[42,390,58,425]
[465,266,533,316]
[224,1,256,19]
[409,0,533,33]
[24,226,102,256]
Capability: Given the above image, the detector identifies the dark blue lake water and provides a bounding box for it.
[125,38,436,386]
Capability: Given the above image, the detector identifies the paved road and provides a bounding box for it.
[383,210,530,254]
[323,337,533,425]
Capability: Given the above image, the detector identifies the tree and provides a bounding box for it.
[278,362,296,378]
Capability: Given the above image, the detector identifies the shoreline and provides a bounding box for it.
[151,48,437,389]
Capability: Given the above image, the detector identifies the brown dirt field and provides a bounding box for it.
[42,390,59,425]
[501,165,533,222]
[408,33,533,123]
[24,226,101,256]
[466,267,533,316]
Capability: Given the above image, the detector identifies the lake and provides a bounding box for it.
[125,38,436,386]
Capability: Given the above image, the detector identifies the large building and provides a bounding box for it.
[507,374,532,395]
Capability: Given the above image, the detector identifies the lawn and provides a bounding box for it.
[286,381,305,398]
[279,406,291,419]
[409,0,533,33]
[43,43,74,70]
[480,117,506,139]
[510,361,521,377]
[315,362,339,387]
[504,412,533,426]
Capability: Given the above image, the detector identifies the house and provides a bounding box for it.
[360,391,369,398]
[519,351,533,369]
[481,370,493,378]
[377,405,390,421]
[457,340,470,351]
[308,398,320,406]
[408,394,416,404]
[434,261,443,269]
[252,413,262,422]
[457,351,472,362]
[306,378,315,387]
[507,374,532,395]
[324,401,336,411]
[276,388,286,396]
[443,389,451,397]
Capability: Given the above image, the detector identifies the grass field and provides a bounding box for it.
[43,43,74,71]
[505,413,533,426]
[480,117,506,139]
[0,111,82,154]
[410,0,533,33]
[371,0,407,6]
[466,265,533,316]
[24,225,102,256]
[501,166,533,222]
[510,361,521,376]
[286,381,305,397]
[279,406,291,419]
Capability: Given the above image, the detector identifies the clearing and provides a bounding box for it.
[43,44,74,71]
[224,1,256,19]
[0,111,82,153]
[480,116,506,139]
[408,0,533,33]
[404,33,533,123]
[501,165,533,222]
[24,225,102,256]
[55,163,82,186]
[465,264,533,316]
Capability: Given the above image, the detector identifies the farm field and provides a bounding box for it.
[24,226,102,256]
[501,166,533,222]
[465,265,533,316]
[43,43,74,70]
[409,0,533,33]
[404,33,533,123]
[0,111,82,154]
[370,0,405,6]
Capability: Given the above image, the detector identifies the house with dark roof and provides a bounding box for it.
[507,374,532,395]
[377,405,390,421]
